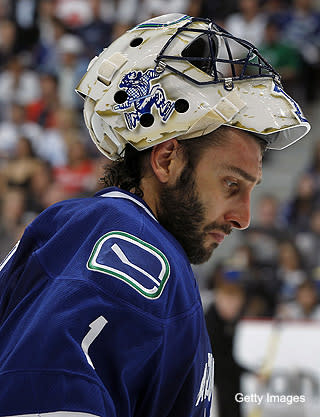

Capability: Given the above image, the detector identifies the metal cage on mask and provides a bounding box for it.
[155,17,281,90]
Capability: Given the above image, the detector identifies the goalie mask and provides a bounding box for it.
[76,13,310,160]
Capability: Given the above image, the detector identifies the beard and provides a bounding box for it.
[157,164,231,264]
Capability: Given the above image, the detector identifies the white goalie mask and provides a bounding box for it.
[76,13,311,160]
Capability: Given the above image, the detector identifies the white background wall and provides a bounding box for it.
[234,320,320,417]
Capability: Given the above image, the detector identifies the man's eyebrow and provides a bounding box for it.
[223,165,262,185]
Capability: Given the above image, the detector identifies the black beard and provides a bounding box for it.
[157,165,218,264]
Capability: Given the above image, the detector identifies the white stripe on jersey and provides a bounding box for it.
[100,190,158,222]
[0,241,20,272]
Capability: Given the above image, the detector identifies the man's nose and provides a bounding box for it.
[224,195,251,230]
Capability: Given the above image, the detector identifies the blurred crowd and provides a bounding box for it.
[1,0,320,325]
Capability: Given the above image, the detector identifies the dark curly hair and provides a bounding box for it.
[101,126,267,197]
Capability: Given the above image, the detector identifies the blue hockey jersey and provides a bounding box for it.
[0,187,214,417]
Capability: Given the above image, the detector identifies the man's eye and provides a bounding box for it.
[225,179,238,188]
[225,179,240,195]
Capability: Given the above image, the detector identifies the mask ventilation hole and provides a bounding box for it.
[130,37,143,47]
[140,113,154,127]
[175,99,189,113]
[114,90,128,103]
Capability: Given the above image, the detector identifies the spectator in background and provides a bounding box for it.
[76,0,113,58]
[0,137,43,194]
[205,277,249,417]
[229,243,280,317]
[112,0,137,39]
[0,0,9,18]
[53,138,96,196]
[227,244,256,273]
[200,262,225,312]
[295,207,320,270]
[36,107,79,167]
[0,18,20,120]
[55,0,93,29]
[0,54,40,116]
[306,140,320,190]
[245,194,287,268]
[0,102,42,160]
[57,34,87,109]
[225,0,267,54]
[0,188,27,258]
[284,173,320,232]
[188,0,238,26]
[262,0,289,16]
[26,161,53,214]
[33,16,68,73]
[36,0,56,47]
[280,0,320,102]
[259,20,302,96]
[26,72,59,128]
[0,19,20,70]
[277,279,320,319]
[262,0,292,28]
[7,0,39,52]
[225,245,265,316]
[277,239,307,302]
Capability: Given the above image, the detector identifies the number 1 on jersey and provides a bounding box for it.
[81,316,108,369]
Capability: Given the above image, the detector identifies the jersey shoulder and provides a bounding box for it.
[29,187,201,320]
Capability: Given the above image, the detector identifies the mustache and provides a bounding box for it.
[203,222,232,235]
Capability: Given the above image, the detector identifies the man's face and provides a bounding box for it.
[158,130,262,264]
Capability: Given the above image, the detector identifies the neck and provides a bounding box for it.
[139,176,160,219]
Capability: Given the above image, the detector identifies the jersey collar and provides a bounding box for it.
[96,187,158,222]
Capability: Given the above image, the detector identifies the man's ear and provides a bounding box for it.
[150,139,183,184]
